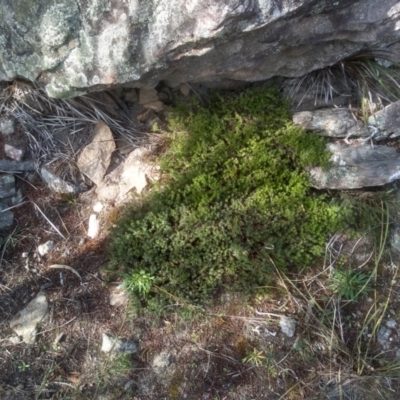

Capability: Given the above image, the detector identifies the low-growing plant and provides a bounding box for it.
[123,270,154,298]
[329,268,372,301]
[242,347,266,367]
[110,85,351,309]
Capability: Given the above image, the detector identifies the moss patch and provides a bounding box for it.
[109,85,348,309]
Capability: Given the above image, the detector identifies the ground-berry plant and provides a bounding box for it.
[109,85,350,310]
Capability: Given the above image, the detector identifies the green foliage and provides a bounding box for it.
[109,85,349,309]
[123,270,154,298]
[242,347,266,367]
[109,354,132,376]
[329,268,372,301]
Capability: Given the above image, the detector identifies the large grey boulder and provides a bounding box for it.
[1,1,400,98]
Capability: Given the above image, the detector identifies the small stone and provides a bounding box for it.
[10,291,48,344]
[386,320,397,328]
[87,214,99,239]
[0,174,16,198]
[5,144,24,161]
[37,240,54,256]
[179,83,190,96]
[378,325,392,350]
[143,100,165,113]
[77,121,115,185]
[41,167,78,194]
[110,285,129,307]
[8,336,22,344]
[139,88,159,105]
[101,333,137,354]
[0,119,15,135]
[124,380,134,391]
[279,316,296,338]
[93,202,103,213]
[152,351,175,373]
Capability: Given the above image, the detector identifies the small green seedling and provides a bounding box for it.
[329,268,372,301]
[123,270,154,297]
[242,348,266,367]
[17,361,30,372]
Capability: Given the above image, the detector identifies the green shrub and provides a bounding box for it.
[109,86,348,308]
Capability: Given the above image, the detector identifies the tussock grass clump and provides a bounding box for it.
[110,86,349,309]
[0,80,143,181]
[288,50,400,117]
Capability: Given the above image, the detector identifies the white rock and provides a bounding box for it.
[93,202,104,213]
[152,351,174,373]
[37,240,54,256]
[5,144,24,161]
[87,214,100,239]
[96,147,157,204]
[279,316,296,338]
[8,336,22,344]
[101,333,137,354]
[10,292,48,344]
[77,121,116,186]
[0,119,15,135]
[110,285,129,307]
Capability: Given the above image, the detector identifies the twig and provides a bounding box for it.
[32,202,66,240]
[48,264,82,281]
[36,316,77,336]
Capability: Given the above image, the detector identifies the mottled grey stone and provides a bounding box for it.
[368,101,400,140]
[41,167,78,194]
[101,333,137,355]
[0,1,399,98]
[0,160,35,171]
[310,143,400,190]
[293,109,369,138]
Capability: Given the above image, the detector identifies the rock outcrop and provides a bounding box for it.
[1,1,400,98]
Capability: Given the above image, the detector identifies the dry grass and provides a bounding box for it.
[0,81,146,182]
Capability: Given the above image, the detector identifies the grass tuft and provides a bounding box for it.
[0,80,145,181]
[287,50,400,120]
